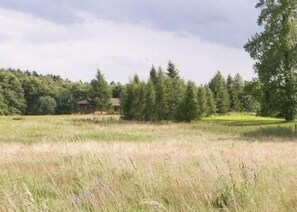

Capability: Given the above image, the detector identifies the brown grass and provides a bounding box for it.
[0,115,296,211]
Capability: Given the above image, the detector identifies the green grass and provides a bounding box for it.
[200,114,297,140]
[202,113,287,128]
[0,114,296,211]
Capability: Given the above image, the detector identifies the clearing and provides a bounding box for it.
[0,114,296,211]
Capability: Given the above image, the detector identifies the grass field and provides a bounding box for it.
[0,114,296,211]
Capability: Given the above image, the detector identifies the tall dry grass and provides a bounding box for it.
[1,141,297,211]
[0,115,296,211]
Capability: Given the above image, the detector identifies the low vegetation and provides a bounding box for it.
[0,114,296,211]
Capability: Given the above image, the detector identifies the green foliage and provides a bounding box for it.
[0,91,8,115]
[0,62,265,121]
[179,81,198,122]
[149,65,158,85]
[166,61,179,79]
[144,81,156,121]
[227,75,234,109]
[155,68,169,120]
[165,77,185,120]
[209,71,230,114]
[205,87,217,116]
[122,64,217,122]
[133,81,146,120]
[244,0,297,121]
[243,79,261,113]
[71,82,90,102]
[37,96,57,115]
[122,77,146,120]
[110,81,123,98]
[55,85,75,115]
[0,70,26,114]
[232,73,245,112]
[197,86,207,117]
[90,69,112,112]
[122,81,135,120]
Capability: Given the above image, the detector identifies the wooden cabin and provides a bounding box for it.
[111,98,121,113]
[77,100,90,114]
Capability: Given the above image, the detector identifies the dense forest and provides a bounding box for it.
[0,68,121,115]
[0,62,261,121]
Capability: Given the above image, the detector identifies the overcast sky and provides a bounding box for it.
[0,0,260,84]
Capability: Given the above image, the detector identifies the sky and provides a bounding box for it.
[0,0,260,84]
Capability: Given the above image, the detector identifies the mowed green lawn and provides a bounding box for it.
[0,114,296,211]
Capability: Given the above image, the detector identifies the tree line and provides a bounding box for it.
[122,62,260,122]
[0,65,259,120]
[0,69,121,115]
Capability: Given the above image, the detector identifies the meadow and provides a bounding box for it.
[0,114,296,211]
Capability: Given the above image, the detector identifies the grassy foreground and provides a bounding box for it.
[0,114,296,211]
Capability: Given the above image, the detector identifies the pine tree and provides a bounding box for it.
[149,65,158,86]
[165,77,185,120]
[243,79,261,112]
[226,75,234,110]
[90,69,112,113]
[197,86,207,117]
[216,88,230,114]
[205,88,216,116]
[155,68,169,120]
[133,81,146,120]
[180,81,198,122]
[144,81,156,121]
[122,82,135,120]
[232,73,245,112]
[209,71,230,114]
[164,61,185,120]
[166,61,179,79]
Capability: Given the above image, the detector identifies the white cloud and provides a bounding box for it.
[0,8,255,84]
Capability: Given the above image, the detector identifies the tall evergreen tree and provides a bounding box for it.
[209,71,230,113]
[166,61,179,79]
[155,68,169,120]
[144,81,156,121]
[90,69,112,113]
[165,77,184,120]
[216,89,230,114]
[205,87,217,116]
[165,61,185,120]
[149,65,158,86]
[134,81,147,120]
[242,79,261,113]
[232,73,245,112]
[197,86,207,117]
[179,81,198,122]
[244,0,297,121]
[122,82,135,120]
[226,75,234,110]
